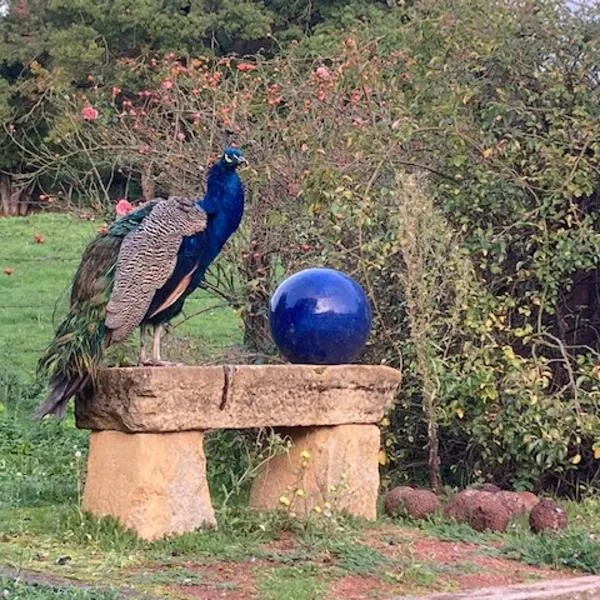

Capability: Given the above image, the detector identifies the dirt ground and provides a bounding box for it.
[163,526,575,599]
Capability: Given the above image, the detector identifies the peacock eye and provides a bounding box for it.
[224,154,233,163]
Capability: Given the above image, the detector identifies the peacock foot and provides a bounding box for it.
[140,359,184,367]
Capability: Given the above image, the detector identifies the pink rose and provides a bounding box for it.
[115,199,133,216]
[81,106,99,121]
[315,66,331,80]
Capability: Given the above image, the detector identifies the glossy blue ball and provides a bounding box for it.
[269,267,372,364]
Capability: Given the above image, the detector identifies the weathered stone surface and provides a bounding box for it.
[76,365,401,432]
[249,424,380,520]
[83,430,215,540]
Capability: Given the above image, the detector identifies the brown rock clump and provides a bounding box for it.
[468,493,511,532]
[402,489,441,520]
[496,491,527,518]
[444,489,481,523]
[474,483,502,493]
[529,499,568,533]
[516,491,539,512]
[384,486,415,517]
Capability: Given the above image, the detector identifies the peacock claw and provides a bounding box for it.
[140,359,183,367]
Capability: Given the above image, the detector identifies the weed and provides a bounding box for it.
[502,530,600,574]
[0,577,119,599]
[259,566,325,600]
[329,541,391,575]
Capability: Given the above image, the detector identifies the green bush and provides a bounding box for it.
[4,0,600,494]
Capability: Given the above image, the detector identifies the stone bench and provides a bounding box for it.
[76,364,402,540]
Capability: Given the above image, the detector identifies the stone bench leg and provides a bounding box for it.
[83,430,216,541]
[249,424,380,520]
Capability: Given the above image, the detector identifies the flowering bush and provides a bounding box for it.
[12,0,600,494]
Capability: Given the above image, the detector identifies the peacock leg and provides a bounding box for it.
[138,324,148,366]
[147,323,182,367]
[152,324,163,364]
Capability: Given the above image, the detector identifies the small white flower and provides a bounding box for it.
[74,451,82,459]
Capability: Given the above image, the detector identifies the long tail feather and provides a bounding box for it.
[33,374,90,420]
[35,283,110,420]
[34,201,161,420]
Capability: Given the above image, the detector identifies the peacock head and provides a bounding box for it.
[221,147,248,169]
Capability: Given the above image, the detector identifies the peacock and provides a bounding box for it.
[34,147,247,420]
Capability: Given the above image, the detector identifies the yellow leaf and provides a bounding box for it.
[503,346,516,361]
[456,408,465,419]
[483,148,494,159]
[378,450,388,465]
[594,447,600,460]
[381,417,390,427]
[462,90,475,104]
[279,495,290,506]
[571,454,582,465]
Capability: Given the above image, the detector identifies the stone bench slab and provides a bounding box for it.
[75,364,401,432]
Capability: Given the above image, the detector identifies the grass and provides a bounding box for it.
[0,213,243,380]
[259,566,326,600]
[396,502,600,574]
[2,213,600,597]
[0,578,119,599]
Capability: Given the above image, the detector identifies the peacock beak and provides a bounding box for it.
[237,156,249,166]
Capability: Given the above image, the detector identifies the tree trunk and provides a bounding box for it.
[0,174,31,216]
[141,163,156,201]
[0,174,10,215]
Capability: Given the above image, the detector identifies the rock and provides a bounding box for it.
[445,490,509,532]
[384,486,415,517]
[76,365,401,432]
[529,499,568,533]
[473,483,502,493]
[496,491,527,518]
[444,489,481,523]
[469,493,510,532]
[403,489,440,520]
[249,424,380,520]
[83,430,216,541]
[516,491,539,512]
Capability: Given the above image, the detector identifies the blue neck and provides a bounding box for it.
[196,161,244,222]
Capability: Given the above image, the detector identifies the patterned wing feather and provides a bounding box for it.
[105,197,207,342]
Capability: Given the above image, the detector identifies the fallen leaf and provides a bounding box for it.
[4,268,14,276]
[34,234,45,244]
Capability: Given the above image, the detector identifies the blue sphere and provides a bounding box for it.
[269,267,372,364]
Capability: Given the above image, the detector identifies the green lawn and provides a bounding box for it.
[1,214,600,598]
[0,213,242,380]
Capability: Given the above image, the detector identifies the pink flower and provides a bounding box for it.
[162,79,174,90]
[115,199,133,216]
[112,86,121,97]
[81,105,99,121]
[315,66,331,80]
[237,62,257,72]
[176,131,185,141]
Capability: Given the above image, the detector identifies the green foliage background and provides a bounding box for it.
[1,0,599,495]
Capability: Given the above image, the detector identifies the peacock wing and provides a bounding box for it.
[69,199,163,307]
[105,196,207,343]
